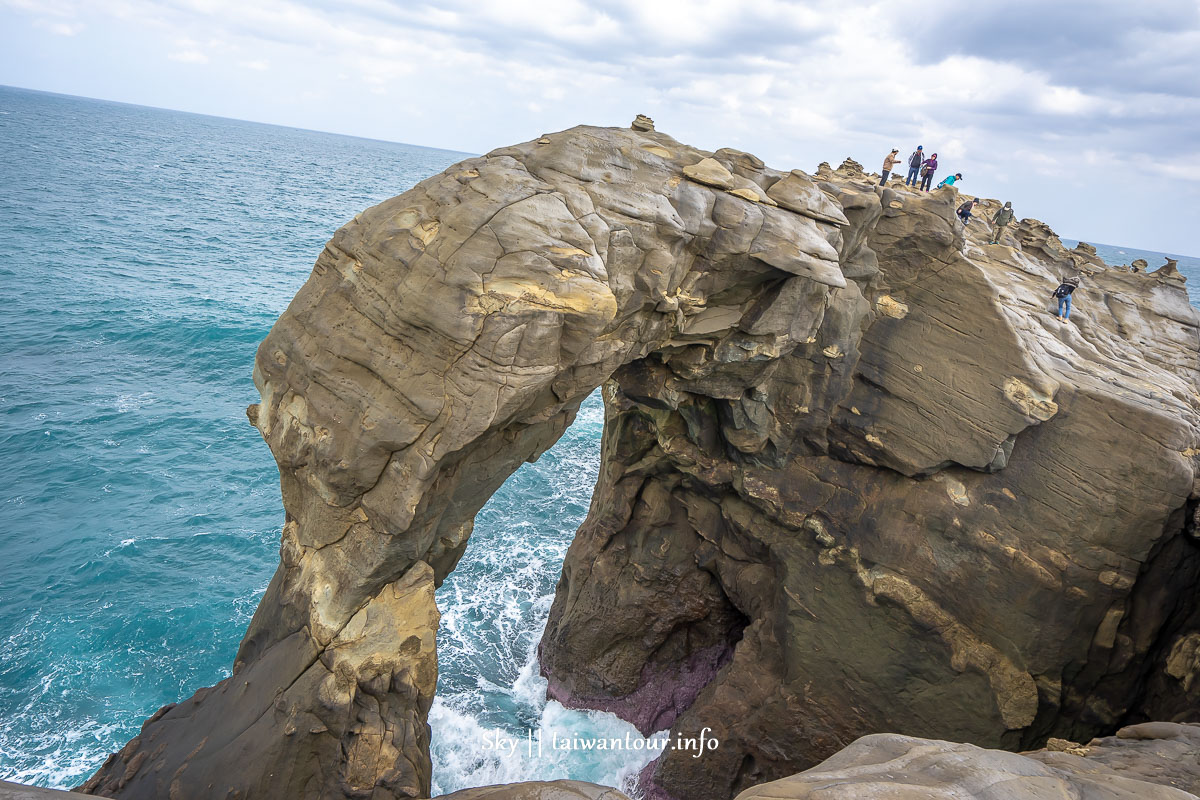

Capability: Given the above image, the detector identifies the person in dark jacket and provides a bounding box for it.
[881,149,900,185]
[1053,275,1081,322]
[905,146,924,186]
[956,198,976,225]
[919,153,938,191]
[989,201,1014,244]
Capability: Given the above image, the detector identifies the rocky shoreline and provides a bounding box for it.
[57,119,1200,799]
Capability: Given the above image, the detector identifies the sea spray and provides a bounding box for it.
[428,392,675,795]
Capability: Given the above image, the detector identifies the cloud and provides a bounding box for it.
[169,49,208,64]
[2,0,1198,252]
[34,19,83,35]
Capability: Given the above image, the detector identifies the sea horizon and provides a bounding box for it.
[3,82,1195,263]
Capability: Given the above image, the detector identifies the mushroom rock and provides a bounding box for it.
[833,157,865,179]
[632,114,656,132]
[82,125,1200,800]
[1154,257,1185,284]
[1068,240,1107,271]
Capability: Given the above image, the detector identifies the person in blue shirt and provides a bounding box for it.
[937,173,962,189]
[904,146,924,186]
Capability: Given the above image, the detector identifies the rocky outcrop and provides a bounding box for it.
[83,125,1200,800]
[436,782,629,800]
[0,781,80,800]
[734,722,1200,799]
[537,172,1200,799]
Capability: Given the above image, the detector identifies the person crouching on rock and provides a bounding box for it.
[989,202,1014,244]
[905,146,924,186]
[956,198,976,225]
[1053,276,1081,323]
[881,149,900,186]
[919,153,938,191]
[938,172,963,189]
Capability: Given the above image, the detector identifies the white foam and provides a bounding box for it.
[431,614,665,796]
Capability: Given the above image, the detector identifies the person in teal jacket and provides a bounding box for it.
[937,173,962,189]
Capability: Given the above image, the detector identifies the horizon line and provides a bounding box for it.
[2,82,1197,262]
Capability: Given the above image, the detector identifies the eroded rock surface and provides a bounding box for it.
[537,155,1200,799]
[84,125,1200,800]
[734,721,1200,799]
[435,781,629,800]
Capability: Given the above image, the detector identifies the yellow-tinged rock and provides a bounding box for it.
[682,157,736,189]
[728,186,778,206]
[876,294,909,318]
[1004,378,1058,421]
[549,246,590,258]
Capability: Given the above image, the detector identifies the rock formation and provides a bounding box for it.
[733,721,1200,798]
[82,125,1200,800]
[437,782,629,800]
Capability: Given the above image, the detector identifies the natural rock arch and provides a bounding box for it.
[83,126,1200,800]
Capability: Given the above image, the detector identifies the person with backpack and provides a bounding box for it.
[989,201,1014,244]
[956,198,976,225]
[919,152,938,191]
[880,149,900,185]
[937,173,963,189]
[905,146,924,186]
[1052,276,1081,322]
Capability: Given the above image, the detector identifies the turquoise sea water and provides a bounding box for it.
[0,85,659,793]
[0,85,1196,791]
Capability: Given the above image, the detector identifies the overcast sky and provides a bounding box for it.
[2,0,1197,255]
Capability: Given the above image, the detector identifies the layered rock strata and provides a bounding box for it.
[83,124,1200,800]
[734,721,1200,799]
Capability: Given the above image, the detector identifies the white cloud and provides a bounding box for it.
[169,50,208,64]
[35,19,83,35]
[2,0,1198,252]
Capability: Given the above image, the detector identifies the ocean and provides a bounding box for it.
[0,84,1196,792]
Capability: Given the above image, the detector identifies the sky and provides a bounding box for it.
[1,0,1198,255]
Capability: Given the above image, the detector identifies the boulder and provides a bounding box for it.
[733,722,1200,799]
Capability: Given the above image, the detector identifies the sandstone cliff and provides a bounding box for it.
[81,125,1200,800]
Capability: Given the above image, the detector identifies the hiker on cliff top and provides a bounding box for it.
[937,172,963,189]
[956,198,976,225]
[1053,275,1081,323]
[919,153,939,191]
[904,146,924,186]
[989,202,1014,244]
[880,149,900,186]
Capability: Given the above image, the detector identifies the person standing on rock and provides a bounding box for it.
[919,153,938,191]
[989,202,1015,244]
[881,149,900,186]
[905,146,924,186]
[937,173,963,189]
[1053,275,1081,322]
[956,198,976,225]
